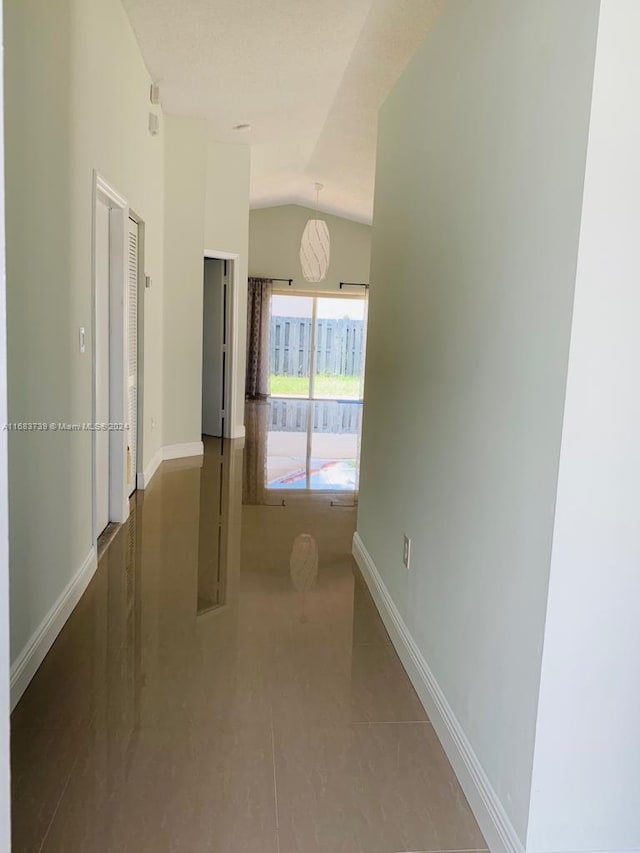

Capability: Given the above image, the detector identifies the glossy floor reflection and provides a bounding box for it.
[244,399,362,503]
[11,433,486,852]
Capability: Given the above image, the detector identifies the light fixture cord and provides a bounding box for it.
[314,182,323,217]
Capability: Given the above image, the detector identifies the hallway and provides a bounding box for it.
[11,416,485,852]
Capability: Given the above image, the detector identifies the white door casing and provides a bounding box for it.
[202,258,226,437]
[203,250,242,439]
[127,218,138,495]
[95,198,110,535]
[93,173,130,541]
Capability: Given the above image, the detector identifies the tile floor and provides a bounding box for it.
[11,420,486,852]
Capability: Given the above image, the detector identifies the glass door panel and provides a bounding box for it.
[263,399,362,493]
[313,296,366,400]
[270,294,313,398]
[308,401,362,490]
[266,399,310,489]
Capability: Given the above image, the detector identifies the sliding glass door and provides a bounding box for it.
[269,292,367,401]
[313,296,366,400]
[269,294,313,398]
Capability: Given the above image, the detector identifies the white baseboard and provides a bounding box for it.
[137,447,162,490]
[352,532,525,853]
[162,441,204,461]
[230,424,245,440]
[10,546,98,710]
[136,442,205,490]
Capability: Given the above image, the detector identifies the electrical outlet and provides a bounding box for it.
[403,534,411,569]
[151,417,155,432]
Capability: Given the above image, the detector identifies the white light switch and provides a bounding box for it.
[403,534,411,569]
[79,326,86,354]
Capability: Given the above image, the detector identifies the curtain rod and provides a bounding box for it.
[251,276,293,285]
[264,278,369,289]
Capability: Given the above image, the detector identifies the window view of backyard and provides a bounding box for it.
[270,374,361,398]
[259,293,367,495]
[270,294,367,400]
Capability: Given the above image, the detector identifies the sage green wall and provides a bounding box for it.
[205,142,250,435]
[4,0,165,664]
[0,0,11,837]
[528,2,640,849]
[162,116,207,449]
[163,123,250,446]
[357,0,600,842]
[249,205,371,293]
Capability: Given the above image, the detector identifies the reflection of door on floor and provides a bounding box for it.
[270,293,367,401]
[95,198,110,535]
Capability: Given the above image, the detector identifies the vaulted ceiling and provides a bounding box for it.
[122,0,444,223]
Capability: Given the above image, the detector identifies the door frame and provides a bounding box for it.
[204,249,242,439]
[92,172,130,542]
[127,210,145,489]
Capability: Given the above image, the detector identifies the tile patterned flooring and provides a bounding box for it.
[11,430,486,852]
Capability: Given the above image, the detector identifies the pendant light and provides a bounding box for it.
[300,183,330,283]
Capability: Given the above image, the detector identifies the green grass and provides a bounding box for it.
[270,374,362,399]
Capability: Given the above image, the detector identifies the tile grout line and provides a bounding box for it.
[270,701,281,853]
[351,719,434,725]
[401,849,489,853]
[37,752,80,853]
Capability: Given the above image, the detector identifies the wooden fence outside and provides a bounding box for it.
[269,399,362,434]
[270,316,365,377]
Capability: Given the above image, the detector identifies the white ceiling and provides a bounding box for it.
[122,0,445,223]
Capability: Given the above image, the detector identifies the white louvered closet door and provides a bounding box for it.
[127,218,138,496]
